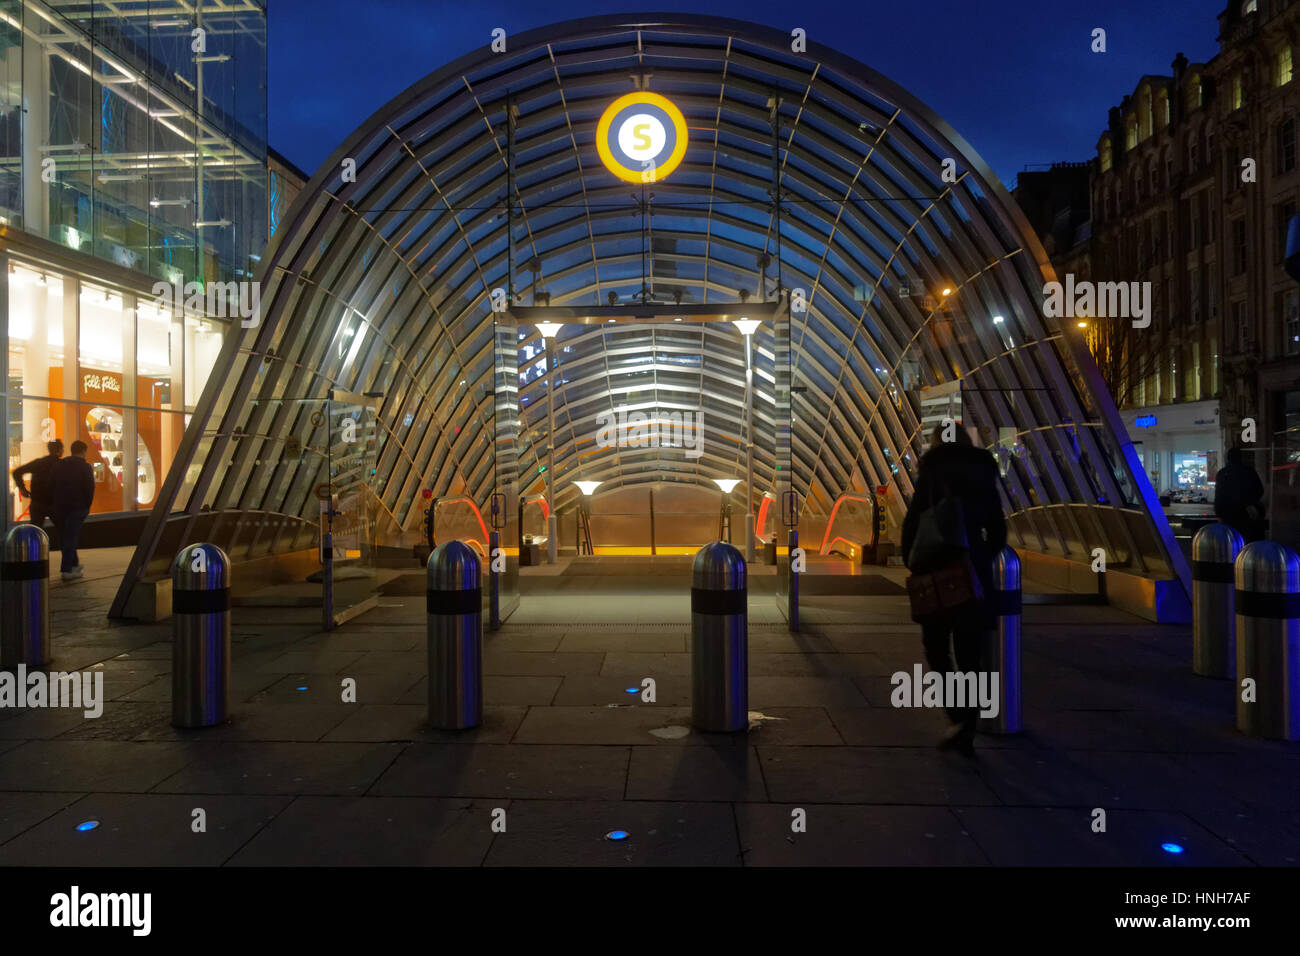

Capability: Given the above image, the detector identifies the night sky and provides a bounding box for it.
[268,0,1226,189]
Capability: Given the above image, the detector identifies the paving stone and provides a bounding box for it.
[322,705,527,743]
[294,630,422,652]
[558,631,687,653]
[0,793,291,866]
[1184,806,1300,865]
[0,707,96,740]
[952,806,1253,866]
[398,675,560,707]
[0,741,195,792]
[247,672,420,705]
[0,792,84,846]
[134,705,353,742]
[371,744,629,799]
[483,652,605,676]
[553,674,690,707]
[626,745,766,801]
[483,630,566,653]
[258,649,366,674]
[736,804,989,865]
[482,800,740,866]
[740,631,836,653]
[757,746,1000,804]
[228,796,497,865]
[600,652,689,676]
[968,747,1123,807]
[56,702,171,740]
[750,676,869,707]
[152,742,404,795]
[513,706,730,746]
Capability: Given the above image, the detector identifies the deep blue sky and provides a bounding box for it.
[268,0,1226,189]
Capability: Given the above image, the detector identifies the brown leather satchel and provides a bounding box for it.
[906,553,984,623]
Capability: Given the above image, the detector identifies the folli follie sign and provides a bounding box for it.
[81,369,123,403]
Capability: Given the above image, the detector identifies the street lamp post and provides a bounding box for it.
[733,318,761,563]
[536,322,562,563]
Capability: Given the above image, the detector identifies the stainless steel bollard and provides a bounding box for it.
[691,541,748,732]
[980,545,1022,734]
[427,540,483,729]
[171,543,232,728]
[1,525,51,667]
[1234,541,1300,740]
[1192,523,1243,678]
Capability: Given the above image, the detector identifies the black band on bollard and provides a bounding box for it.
[0,559,49,581]
[1193,560,1236,583]
[1235,590,1300,620]
[993,588,1022,616]
[428,588,482,615]
[173,587,231,614]
[691,587,747,615]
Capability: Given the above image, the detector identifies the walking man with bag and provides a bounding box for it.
[52,440,95,581]
[901,422,1007,756]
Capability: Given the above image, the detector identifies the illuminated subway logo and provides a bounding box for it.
[596,91,688,183]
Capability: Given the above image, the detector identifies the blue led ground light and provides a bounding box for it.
[1161,843,1184,855]
[604,830,629,841]
[76,821,99,832]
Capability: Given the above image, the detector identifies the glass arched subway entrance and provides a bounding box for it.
[112,14,1190,624]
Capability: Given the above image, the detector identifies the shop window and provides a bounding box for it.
[82,405,125,514]
[1277,45,1293,87]
[184,316,226,408]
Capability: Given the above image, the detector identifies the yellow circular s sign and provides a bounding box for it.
[596,91,688,184]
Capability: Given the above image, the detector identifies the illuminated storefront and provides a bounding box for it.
[5,257,226,520]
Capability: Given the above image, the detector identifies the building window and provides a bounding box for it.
[1138,87,1154,141]
[1126,115,1138,150]
[1232,74,1245,111]
[1233,219,1247,274]
[1278,200,1297,260]
[1279,119,1297,172]
[1186,76,1202,112]
[1157,89,1171,128]
[1278,46,1294,87]
[1100,138,1113,173]
[1210,335,1219,395]
[1234,301,1249,351]
[1284,289,1300,356]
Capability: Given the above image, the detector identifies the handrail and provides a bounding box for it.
[819,492,873,555]
[433,495,489,544]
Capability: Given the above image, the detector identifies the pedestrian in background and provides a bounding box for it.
[901,423,1007,756]
[52,440,95,581]
[1214,447,1266,543]
[11,439,64,539]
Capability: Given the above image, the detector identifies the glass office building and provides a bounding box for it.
[1,0,267,523]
